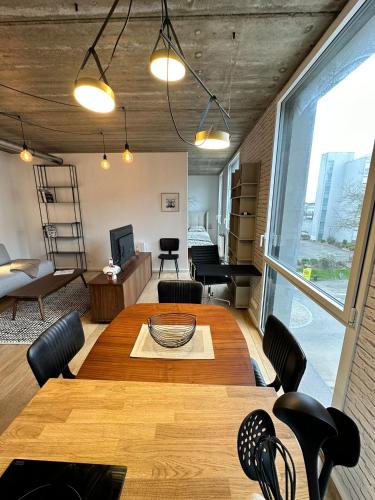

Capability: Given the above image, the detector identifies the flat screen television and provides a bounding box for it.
[110,225,135,267]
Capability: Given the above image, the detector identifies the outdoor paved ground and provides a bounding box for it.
[289,286,345,406]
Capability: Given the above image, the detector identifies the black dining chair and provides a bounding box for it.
[158,238,179,278]
[251,314,307,393]
[27,310,85,387]
[158,280,203,304]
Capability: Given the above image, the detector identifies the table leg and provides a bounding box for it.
[38,297,46,321]
[12,299,18,320]
[81,273,87,288]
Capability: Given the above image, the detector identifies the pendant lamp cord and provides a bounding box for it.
[122,106,128,144]
[19,115,26,144]
[101,131,106,155]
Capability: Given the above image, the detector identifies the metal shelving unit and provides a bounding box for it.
[33,164,87,270]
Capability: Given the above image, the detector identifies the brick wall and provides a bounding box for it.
[239,101,277,320]
[334,267,375,498]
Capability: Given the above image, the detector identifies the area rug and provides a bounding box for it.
[0,283,90,344]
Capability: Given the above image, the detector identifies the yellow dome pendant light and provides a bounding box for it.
[74,0,134,113]
[149,0,186,82]
[194,96,230,150]
[100,132,110,170]
[18,116,33,163]
[121,107,134,164]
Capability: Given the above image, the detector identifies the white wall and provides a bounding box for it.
[2,151,188,271]
[188,175,219,241]
[0,151,41,259]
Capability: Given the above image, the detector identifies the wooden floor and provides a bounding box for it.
[0,270,339,499]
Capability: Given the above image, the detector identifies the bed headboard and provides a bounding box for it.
[188,211,209,230]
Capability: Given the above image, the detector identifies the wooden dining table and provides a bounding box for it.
[0,379,308,499]
[78,303,255,386]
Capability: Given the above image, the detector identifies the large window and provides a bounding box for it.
[268,1,375,310]
[263,1,375,404]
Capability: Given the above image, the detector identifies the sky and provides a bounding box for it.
[305,52,375,202]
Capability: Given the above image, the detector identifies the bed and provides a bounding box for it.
[188,211,214,247]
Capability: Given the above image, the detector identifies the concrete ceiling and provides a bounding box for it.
[0,1,347,174]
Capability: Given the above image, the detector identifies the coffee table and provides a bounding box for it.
[7,269,87,321]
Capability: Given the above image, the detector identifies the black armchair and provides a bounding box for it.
[27,310,85,387]
[190,245,231,304]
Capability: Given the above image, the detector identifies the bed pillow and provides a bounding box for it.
[189,225,206,232]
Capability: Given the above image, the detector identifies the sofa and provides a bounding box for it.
[0,244,54,298]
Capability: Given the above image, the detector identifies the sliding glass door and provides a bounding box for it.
[262,0,375,405]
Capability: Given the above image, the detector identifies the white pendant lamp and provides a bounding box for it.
[195,130,230,150]
[150,49,185,82]
[74,78,115,113]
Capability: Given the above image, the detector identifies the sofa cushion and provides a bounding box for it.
[0,259,54,298]
[0,244,11,266]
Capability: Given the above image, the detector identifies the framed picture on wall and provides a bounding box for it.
[161,193,179,212]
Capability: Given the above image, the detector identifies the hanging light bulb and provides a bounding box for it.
[121,107,134,163]
[101,154,110,170]
[74,78,115,113]
[122,144,134,163]
[19,143,33,162]
[18,116,33,162]
[100,131,110,169]
[195,130,230,150]
[150,49,185,82]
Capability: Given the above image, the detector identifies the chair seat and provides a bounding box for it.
[195,274,231,285]
[251,358,267,387]
[159,253,179,260]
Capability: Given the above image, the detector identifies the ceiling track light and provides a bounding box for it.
[100,131,110,170]
[74,0,133,113]
[121,107,134,164]
[195,96,230,150]
[151,0,231,150]
[150,0,186,82]
[18,115,33,162]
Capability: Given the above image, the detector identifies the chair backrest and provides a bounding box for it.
[27,311,85,387]
[190,245,220,265]
[160,238,179,253]
[263,314,306,393]
[158,280,203,304]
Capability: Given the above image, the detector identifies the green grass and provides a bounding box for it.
[297,268,350,281]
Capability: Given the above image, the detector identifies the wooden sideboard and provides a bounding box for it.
[89,252,152,322]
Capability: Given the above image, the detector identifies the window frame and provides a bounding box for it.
[262,0,375,326]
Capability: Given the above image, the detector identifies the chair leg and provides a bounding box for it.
[175,259,179,279]
[158,259,163,278]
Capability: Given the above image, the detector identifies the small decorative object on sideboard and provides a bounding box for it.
[103,258,121,276]
[148,312,196,347]
[161,192,179,212]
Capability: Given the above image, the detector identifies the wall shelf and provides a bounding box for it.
[34,164,87,271]
[228,161,260,308]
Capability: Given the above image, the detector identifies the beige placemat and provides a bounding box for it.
[130,324,215,359]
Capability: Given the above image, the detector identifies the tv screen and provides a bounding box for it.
[110,225,135,267]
